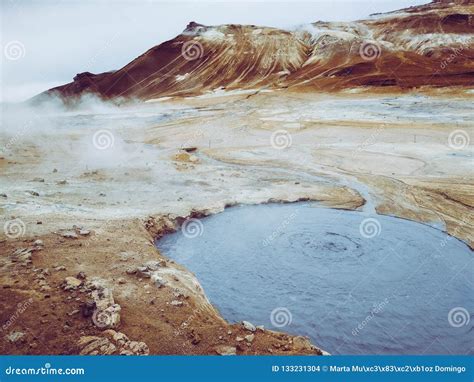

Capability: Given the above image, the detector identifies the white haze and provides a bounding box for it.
[1,0,430,102]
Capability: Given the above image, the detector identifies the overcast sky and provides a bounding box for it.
[1,0,429,102]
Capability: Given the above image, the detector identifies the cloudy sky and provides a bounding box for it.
[1,0,429,102]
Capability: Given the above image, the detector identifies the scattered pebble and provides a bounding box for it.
[215,345,237,356]
[245,334,255,343]
[33,239,43,247]
[7,331,25,343]
[63,276,82,291]
[242,321,256,332]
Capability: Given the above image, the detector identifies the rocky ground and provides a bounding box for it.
[0,90,472,355]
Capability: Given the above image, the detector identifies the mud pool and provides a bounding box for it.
[157,203,473,354]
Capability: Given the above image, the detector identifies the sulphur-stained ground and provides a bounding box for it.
[0,89,472,355]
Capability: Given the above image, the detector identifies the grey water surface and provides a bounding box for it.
[157,203,473,354]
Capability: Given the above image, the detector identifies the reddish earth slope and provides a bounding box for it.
[40,0,473,101]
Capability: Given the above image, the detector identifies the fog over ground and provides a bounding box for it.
[1,0,429,102]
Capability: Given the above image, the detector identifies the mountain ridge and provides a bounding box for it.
[38,0,474,102]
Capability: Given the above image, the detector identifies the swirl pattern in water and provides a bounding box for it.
[157,203,473,354]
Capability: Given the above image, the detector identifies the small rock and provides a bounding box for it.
[32,177,45,182]
[68,309,80,316]
[144,260,163,271]
[236,336,244,342]
[55,266,67,271]
[117,278,126,285]
[170,300,183,306]
[99,192,106,197]
[53,168,58,173]
[151,274,166,288]
[125,268,136,275]
[215,345,237,356]
[79,229,90,236]
[81,300,96,318]
[76,271,86,280]
[7,331,25,343]
[59,231,78,239]
[33,239,44,247]
[57,180,68,185]
[26,190,40,196]
[136,266,151,278]
[63,276,82,291]
[245,334,255,343]
[0,193,7,198]
[242,321,256,332]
